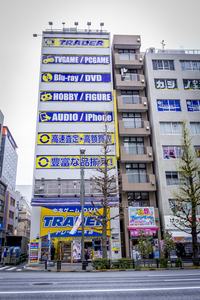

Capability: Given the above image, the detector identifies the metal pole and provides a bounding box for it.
[80,148,86,270]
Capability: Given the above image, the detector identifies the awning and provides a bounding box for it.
[128,226,158,237]
[31,196,119,207]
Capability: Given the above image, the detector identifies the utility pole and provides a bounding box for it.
[80,148,86,270]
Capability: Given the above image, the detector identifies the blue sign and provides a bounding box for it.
[157,99,181,111]
[42,54,110,64]
[40,91,112,102]
[41,72,111,83]
[39,111,113,123]
[186,100,200,111]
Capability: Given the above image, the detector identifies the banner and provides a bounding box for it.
[37,132,115,145]
[183,79,200,90]
[128,207,156,227]
[40,91,112,102]
[36,155,116,169]
[186,100,200,111]
[157,99,181,111]
[43,38,109,48]
[41,72,111,83]
[38,111,113,123]
[42,54,110,64]
[155,79,177,89]
[40,205,110,238]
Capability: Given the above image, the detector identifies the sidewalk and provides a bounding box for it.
[25,262,94,272]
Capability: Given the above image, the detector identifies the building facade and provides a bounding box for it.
[145,48,200,257]
[30,27,121,263]
[112,35,160,258]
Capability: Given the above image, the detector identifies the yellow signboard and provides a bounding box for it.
[36,155,116,169]
[37,132,115,145]
[40,206,110,238]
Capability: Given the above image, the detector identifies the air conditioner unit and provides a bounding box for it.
[146,126,150,130]
[143,102,147,106]
[148,152,152,157]
[139,57,142,62]
[141,79,145,83]
[137,38,140,42]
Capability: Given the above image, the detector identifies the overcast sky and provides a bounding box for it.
[1,0,200,185]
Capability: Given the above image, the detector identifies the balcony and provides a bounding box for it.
[117,95,148,112]
[122,173,156,192]
[119,120,150,136]
[114,53,143,69]
[115,74,145,90]
[120,146,153,162]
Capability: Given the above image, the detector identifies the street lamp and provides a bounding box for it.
[80,148,86,270]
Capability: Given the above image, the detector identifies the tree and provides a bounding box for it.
[169,122,200,265]
[162,231,175,259]
[137,233,153,259]
[90,121,118,259]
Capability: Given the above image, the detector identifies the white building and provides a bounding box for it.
[30,26,121,263]
[145,48,200,256]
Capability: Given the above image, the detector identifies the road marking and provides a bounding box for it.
[6,267,16,271]
[1,286,200,294]
[16,269,22,272]
[165,278,200,282]
[0,266,9,270]
[148,273,200,277]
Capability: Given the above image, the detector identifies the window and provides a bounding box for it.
[190,122,200,134]
[123,137,144,154]
[194,146,200,158]
[128,192,150,207]
[0,200,4,213]
[157,99,181,111]
[152,60,174,70]
[165,171,179,185]
[126,163,147,183]
[160,122,182,134]
[180,60,200,71]
[10,198,15,207]
[162,146,182,159]
[121,69,138,81]
[9,211,14,219]
[118,49,136,60]
[186,100,200,112]
[122,113,142,128]
[121,90,140,104]
[155,79,177,89]
[183,79,200,90]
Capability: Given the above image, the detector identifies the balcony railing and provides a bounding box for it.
[121,74,139,81]
[126,172,148,183]
[122,119,143,128]
[124,145,145,155]
[122,95,141,104]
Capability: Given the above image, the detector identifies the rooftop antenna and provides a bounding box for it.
[100,22,104,32]
[62,22,65,30]
[48,21,53,31]
[87,21,91,31]
[161,39,166,51]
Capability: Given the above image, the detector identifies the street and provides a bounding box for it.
[0,269,200,299]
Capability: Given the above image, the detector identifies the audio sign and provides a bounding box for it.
[39,111,113,123]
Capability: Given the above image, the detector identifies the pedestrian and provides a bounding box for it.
[85,249,89,261]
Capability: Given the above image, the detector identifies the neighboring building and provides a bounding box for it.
[15,191,31,238]
[0,111,4,145]
[0,179,7,252]
[112,35,159,258]
[145,48,200,257]
[0,126,18,191]
[30,26,121,262]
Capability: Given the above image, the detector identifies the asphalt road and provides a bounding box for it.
[0,269,200,299]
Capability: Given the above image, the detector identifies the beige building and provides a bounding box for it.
[112,35,159,258]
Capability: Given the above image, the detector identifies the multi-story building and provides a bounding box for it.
[30,26,121,262]
[145,48,200,257]
[15,192,31,238]
[112,35,159,258]
[0,126,18,191]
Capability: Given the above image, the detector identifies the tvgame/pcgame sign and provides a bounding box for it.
[40,206,110,238]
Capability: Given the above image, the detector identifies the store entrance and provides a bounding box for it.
[58,241,72,262]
